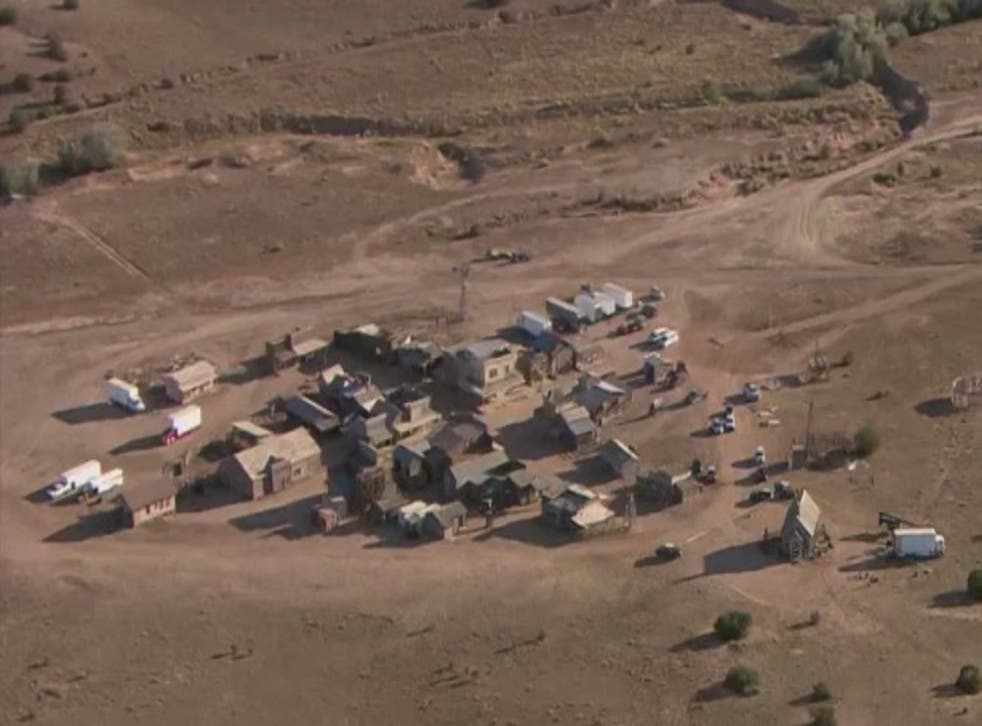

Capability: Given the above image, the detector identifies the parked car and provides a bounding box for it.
[640,303,657,319]
[648,327,679,349]
[655,543,682,560]
[649,285,666,301]
[773,480,794,500]
[748,488,773,504]
[615,317,644,336]
[743,382,761,403]
[753,446,766,467]
[684,388,707,405]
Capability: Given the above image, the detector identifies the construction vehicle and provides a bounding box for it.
[684,388,707,405]
[640,304,657,319]
[878,512,920,531]
[773,480,794,500]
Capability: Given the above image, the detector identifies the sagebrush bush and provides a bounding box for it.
[956,665,981,694]
[854,424,880,458]
[812,682,832,702]
[9,108,29,133]
[714,611,752,642]
[969,569,982,601]
[723,665,759,696]
[0,160,41,197]
[53,83,69,104]
[57,124,127,175]
[13,73,35,93]
[47,34,68,62]
[0,6,16,26]
[810,705,837,726]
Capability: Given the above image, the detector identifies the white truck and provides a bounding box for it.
[516,310,552,338]
[106,377,146,413]
[87,468,124,496]
[892,527,945,558]
[47,459,101,501]
[162,404,202,445]
[601,282,634,310]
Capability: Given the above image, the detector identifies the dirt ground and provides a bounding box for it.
[2,3,982,725]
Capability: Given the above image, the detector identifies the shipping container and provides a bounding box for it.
[892,527,945,558]
[516,311,552,338]
[601,282,634,310]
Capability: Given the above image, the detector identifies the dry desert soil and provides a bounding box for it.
[1,1,981,725]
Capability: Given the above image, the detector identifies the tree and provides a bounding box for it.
[714,610,752,642]
[0,6,16,26]
[810,705,837,726]
[13,73,35,93]
[969,569,982,601]
[854,424,880,458]
[812,682,832,702]
[955,665,981,694]
[723,665,760,696]
[0,160,40,197]
[9,108,29,133]
[57,124,127,175]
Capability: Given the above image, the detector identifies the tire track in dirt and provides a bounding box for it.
[32,210,151,282]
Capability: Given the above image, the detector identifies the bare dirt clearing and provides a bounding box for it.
[2,3,982,725]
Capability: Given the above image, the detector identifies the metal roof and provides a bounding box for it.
[163,360,216,390]
[447,449,511,486]
[461,338,512,362]
[284,395,340,434]
[571,500,615,529]
[428,501,468,528]
[231,420,273,439]
[429,421,486,457]
[291,337,328,357]
[784,489,821,538]
[122,480,176,511]
[231,428,322,478]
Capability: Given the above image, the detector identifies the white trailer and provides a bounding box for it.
[575,291,617,323]
[516,311,552,338]
[545,297,582,330]
[163,404,202,445]
[892,527,945,558]
[106,377,146,413]
[601,282,634,310]
[87,468,124,496]
[47,459,101,501]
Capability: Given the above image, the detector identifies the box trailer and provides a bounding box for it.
[87,468,124,495]
[601,282,634,310]
[106,377,146,413]
[163,405,202,445]
[546,297,582,330]
[517,311,552,338]
[47,459,101,501]
[575,291,617,322]
[892,527,945,558]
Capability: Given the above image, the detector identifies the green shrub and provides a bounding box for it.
[0,6,16,26]
[57,124,127,175]
[9,108,29,133]
[969,569,982,601]
[723,665,760,696]
[854,424,880,458]
[884,20,909,44]
[0,160,41,197]
[805,11,887,87]
[810,705,837,726]
[47,34,68,62]
[39,69,72,83]
[714,610,752,642]
[12,73,35,93]
[955,665,981,694]
[812,682,832,702]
